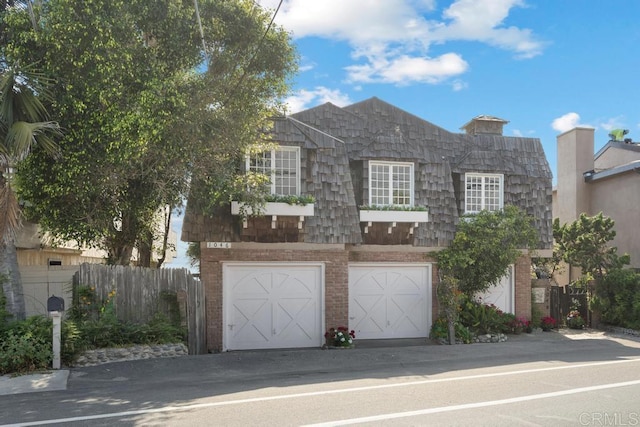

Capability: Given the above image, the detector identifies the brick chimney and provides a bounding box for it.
[460,115,509,136]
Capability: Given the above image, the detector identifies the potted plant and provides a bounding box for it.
[324,326,355,348]
[566,310,585,329]
[540,316,557,331]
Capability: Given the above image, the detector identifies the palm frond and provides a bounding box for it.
[6,120,61,160]
[0,62,58,128]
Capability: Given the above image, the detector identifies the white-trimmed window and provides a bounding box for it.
[465,173,503,213]
[369,161,414,206]
[247,146,300,195]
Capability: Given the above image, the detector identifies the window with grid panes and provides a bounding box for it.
[464,173,503,213]
[247,146,300,195]
[369,161,414,206]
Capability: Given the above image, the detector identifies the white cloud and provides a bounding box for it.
[552,112,593,133]
[597,116,625,132]
[258,0,543,85]
[345,53,468,85]
[268,0,435,43]
[284,87,353,113]
[512,129,523,137]
[434,0,544,59]
[451,79,468,91]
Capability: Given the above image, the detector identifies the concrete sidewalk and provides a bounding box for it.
[0,370,69,395]
[2,329,638,397]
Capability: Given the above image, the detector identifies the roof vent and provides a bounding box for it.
[460,115,509,136]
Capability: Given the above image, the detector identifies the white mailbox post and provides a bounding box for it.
[47,295,65,370]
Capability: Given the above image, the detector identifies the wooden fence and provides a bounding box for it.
[72,264,206,354]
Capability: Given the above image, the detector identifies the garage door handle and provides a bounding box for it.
[228,324,234,330]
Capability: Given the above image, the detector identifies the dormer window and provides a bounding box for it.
[247,146,300,195]
[465,173,503,213]
[369,161,414,206]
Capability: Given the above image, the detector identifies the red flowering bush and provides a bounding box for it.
[541,316,557,331]
[509,317,532,334]
[325,326,355,347]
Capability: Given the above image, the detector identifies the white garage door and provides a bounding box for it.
[349,264,432,339]
[477,265,514,313]
[223,263,323,351]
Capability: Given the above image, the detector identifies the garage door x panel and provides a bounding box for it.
[349,265,431,339]
[225,264,322,350]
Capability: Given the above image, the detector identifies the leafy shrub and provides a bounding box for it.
[459,296,512,334]
[0,295,55,374]
[0,282,188,375]
[593,269,640,330]
[429,317,473,344]
[0,329,51,375]
[530,305,543,329]
[566,311,585,329]
[501,313,516,333]
[62,319,84,365]
[145,313,187,344]
[429,317,449,341]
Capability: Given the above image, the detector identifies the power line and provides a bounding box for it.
[193,0,208,66]
[223,0,284,105]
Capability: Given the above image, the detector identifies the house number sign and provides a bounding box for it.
[206,242,231,249]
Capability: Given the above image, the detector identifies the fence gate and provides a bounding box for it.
[550,285,589,327]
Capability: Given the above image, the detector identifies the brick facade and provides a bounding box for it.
[201,244,348,352]
[514,254,532,320]
[201,243,531,352]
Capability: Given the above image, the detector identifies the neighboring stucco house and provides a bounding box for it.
[553,127,640,285]
[15,212,178,316]
[182,97,553,352]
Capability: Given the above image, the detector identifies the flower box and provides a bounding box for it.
[359,209,429,223]
[231,201,314,217]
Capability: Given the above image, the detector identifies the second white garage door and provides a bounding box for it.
[477,265,514,314]
[349,264,432,339]
[223,263,323,351]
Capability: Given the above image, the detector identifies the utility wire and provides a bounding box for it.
[193,0,208,66]
[223,0,284,105]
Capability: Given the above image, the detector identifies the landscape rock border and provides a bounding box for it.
[436,332,508,345]
[72,343,188,367]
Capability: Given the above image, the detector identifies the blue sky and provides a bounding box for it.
[165,0,640,270]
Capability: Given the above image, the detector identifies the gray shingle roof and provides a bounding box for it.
[181,97,553,248]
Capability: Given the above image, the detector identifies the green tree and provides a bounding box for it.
[3,0,296,265]
[436,205,539,297]
[0,61,60,320]
[553,212,629,283]
[593,268,640,329]
[186,241,200,271]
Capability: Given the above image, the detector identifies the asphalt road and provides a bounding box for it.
[1,329,639,426]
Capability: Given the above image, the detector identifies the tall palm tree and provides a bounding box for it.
[0,61,60,320]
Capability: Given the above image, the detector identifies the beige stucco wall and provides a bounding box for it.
[556,127,594,224]
[554,128,640,274]
[595,145,640,171]
[589,171,640,269]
